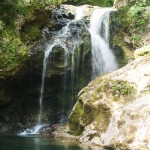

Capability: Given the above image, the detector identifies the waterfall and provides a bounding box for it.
[18,43,59,135]
[19,6,84,135]
[89,8,118,79]
[18,6,118,136]
[38,44,56,123]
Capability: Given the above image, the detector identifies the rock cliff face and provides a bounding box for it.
[0,4,93,133]
[68,46,150,149]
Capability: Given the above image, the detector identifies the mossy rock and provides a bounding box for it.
[68,77,136,135]
[20,9,50,43]
[110,10,134,66]
[95,79,136,102]
[68,99,84,135]
[109,80,134,96]
[23,26,42,42]
[134,44,150,58]
[68,91,111,135]
[0,31,28,77]
[113,142,130,150]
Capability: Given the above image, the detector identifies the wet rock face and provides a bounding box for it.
[20,9,51,44]
[0,4,93,133]
[68,53,150,149]
[26,4,94,77]
[29,21,91,76]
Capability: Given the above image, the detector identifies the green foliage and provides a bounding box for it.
[130,0,150,7]
[128,6,150,31]
[125,5,150,47]
[0,0,27,26]
[87,0,114,6]
[0,29,27,75]
[113,1,150,49]
[67,0,114,6]
[24,26,42,42]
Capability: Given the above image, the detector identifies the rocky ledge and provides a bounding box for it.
[68,45,150,150]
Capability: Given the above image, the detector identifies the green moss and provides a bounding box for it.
[81,106,94,125]
[110,80,133,96]
[138,51,150,56]
[24,26,42,42]
[65,0,114,6]
[0,29,28,76]
[94,107,110,132]
[95,79,136,103]
[68,99,84,135]
[96,82,109,93]
[112,3,150,50]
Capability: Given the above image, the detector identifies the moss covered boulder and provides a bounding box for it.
[68,54,150,149]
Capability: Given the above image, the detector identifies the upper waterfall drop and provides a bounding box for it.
[89,8,118,79]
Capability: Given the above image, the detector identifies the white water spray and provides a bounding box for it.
[89,8,118,78]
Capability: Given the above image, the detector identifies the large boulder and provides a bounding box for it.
[68,53,150,149]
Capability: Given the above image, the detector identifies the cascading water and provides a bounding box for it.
[19,6,85,135]
[19,43,60,135]
[89,8,118,79]
[19,6,118,136]
[38,44,56,124]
